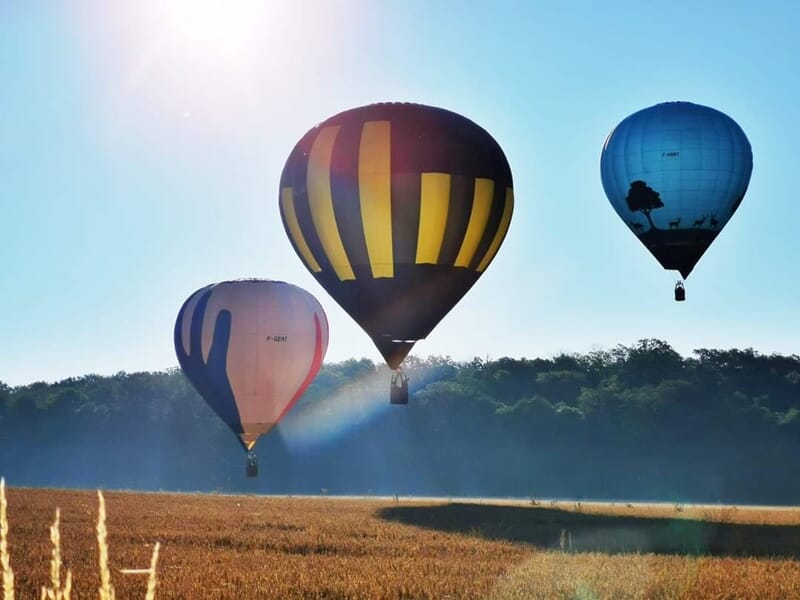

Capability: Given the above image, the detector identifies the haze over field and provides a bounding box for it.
[3,343,798,504]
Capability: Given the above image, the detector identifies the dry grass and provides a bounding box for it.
[1,481,159,600]
[488,552,800,599]
[96,491,114,600]
[1,480,14,600]
[41,507,72,599]
[1,488,799,599]
[533,499,800,526]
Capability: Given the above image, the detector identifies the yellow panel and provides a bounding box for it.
[307,126,355,281]
[358,121,393,278]
[281,187,321,272]
[454,178,494,267]
[416,173,451,264]
[477,187,514,272]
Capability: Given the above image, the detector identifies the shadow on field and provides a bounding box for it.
[376,503,800,557]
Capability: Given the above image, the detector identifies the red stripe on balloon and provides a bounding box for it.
[277,312,324,422]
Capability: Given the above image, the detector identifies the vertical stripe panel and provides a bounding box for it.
[281,187,321,272]
[469,179,507,270]
[358,121,394,278]
[329,121,370,269]
[391,173,421,264]
[437,175,474,265]
[292,188,333,274]
[416,173,451,264]
[477,187,514,271]
[307,126,355,281]
[199,287,219,364]
[180,290,205,356]
[454,178,494,267]
[281,143,334,274]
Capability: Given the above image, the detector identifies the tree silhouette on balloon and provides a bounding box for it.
[625,180,663,232]
[623,179,720,279]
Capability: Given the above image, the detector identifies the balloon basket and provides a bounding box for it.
[246,451,258,478]
[674,280,686,302]
[390,370,409,405]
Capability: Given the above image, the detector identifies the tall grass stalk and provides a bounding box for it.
[49,509,61,594]
[1,479,13,600]
[144,543,160,600]
[42,508,72,600]
[96,492,115,600]
[1,482,158,599]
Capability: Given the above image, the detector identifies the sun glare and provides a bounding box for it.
[78,0,335,143]
[157,0,266,63]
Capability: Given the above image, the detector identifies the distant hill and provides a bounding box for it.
[2,339,799,504]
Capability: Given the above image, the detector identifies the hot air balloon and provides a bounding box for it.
[600,101,753,301]
[279,103,513,403]
[174,279,328,476]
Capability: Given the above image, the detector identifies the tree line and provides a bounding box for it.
[1,339,798,504]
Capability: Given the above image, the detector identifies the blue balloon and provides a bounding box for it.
[600,101,753,278]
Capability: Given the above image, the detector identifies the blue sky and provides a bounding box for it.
[2,1,798,386]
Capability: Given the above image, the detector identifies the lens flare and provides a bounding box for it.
[279,369,391,451]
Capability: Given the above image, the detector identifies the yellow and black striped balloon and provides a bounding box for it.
[280,103,513,368]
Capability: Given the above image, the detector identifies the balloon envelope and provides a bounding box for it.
[600,101,753,278]
[279,103,513,368]
[174,279,328,450]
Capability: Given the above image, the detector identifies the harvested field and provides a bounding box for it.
[2,487,800,599]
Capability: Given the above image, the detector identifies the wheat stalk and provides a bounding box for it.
[1,481,159,600]
[0,479,13,600]
[49,509,61,594]
[41,508,73,600]
[96,492,114,600]
[144,542,160,600]
[61,572,71,600]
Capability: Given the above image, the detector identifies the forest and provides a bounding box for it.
[1,339,798,504]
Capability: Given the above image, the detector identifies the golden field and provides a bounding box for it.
[2,487,800,599]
